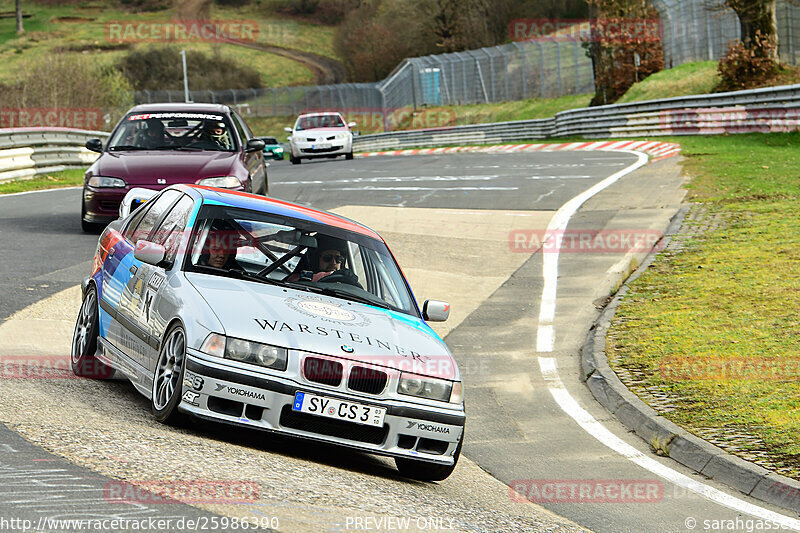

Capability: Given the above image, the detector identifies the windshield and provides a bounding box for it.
[184,205,418,316]
[107,112,237,152]
[295,114,345,131]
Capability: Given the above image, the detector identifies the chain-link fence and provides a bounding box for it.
[653,0,800,67]
[133,1,800,122]
[134,39,594,119]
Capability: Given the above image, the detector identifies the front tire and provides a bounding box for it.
[345,151,354,160]
[290,154,301,165]
[81,203,102,233]
[71,285,113,379]
[395,436,462,482]
[151,324,187,425]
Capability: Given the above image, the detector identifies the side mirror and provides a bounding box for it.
[246,139,265,152]
[85,138,103,153]
[422,300,450,322]
[284,127,293,133]
[347,121,357,128]
[134,240,166,266]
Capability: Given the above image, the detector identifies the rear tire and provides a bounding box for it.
[395,435,462,482]
[71,285,113,379]
[151,324,187,425]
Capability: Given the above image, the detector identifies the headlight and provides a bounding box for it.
[336,133,349,139]
[87,176,126,188]
[200,333,226,358]
[274,147,284,153]
[398,373,458,403]
[197,176,241,188]
[225,337,287,371]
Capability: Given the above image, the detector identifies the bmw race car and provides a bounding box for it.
[71,184,464,481]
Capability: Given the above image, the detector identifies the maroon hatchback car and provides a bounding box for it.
[81,103,268,232]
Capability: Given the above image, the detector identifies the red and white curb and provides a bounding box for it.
[358,140,681,161]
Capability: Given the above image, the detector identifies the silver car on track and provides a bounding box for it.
[71,184,465,481]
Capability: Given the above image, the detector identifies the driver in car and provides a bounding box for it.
[286,235,348,282]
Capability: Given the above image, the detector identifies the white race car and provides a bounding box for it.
[285,112,356,164]
[73,184,464,481]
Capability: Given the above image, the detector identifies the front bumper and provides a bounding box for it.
[181,352,465,465]
[292,137,352,158]
[82,186,128,224]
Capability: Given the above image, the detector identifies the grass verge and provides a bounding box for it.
[607,132,800,479]
[0,169,85,194]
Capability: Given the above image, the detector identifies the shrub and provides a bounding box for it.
[0,52,134,111]
[716,31,778,92]
[116,46,263,91]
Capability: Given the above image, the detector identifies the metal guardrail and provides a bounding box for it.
[4,82,800,182]
[0,128,109,183]
[353,83,800,152]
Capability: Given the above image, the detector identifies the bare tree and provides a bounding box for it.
[15,0,23,34]
[725,0,777,58]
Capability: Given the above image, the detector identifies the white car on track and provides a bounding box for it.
[285,112,356,164]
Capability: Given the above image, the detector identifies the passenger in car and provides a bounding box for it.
[198,230,243,271]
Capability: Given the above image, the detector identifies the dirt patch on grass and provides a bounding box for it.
[52,16,95,23]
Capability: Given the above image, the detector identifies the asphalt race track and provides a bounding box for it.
[0,151,797,532]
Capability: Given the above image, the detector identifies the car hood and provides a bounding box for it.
[95,151,238,185]
[186,273,457,380]
[294,127,350,134]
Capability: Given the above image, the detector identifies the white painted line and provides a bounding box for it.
[538,357,800,530]
[331,186,518,191]
[535,150,648,352]
[0,186,81,199]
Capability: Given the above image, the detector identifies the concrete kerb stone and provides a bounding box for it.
[582,202,800,510]
[751,473,800,513]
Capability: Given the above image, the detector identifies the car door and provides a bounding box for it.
[139,193,195,375]
[113,189,182,373]
[232,111,268,195]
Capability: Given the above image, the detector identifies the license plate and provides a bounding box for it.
[293,392,386,427]
[312,143,331,149]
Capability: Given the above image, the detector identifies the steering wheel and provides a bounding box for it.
[318,268,363,289]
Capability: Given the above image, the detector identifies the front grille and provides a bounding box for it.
[279,405,387,445]
[301,146,342,154]
[348,366,388,394]
[303,357,342,386]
